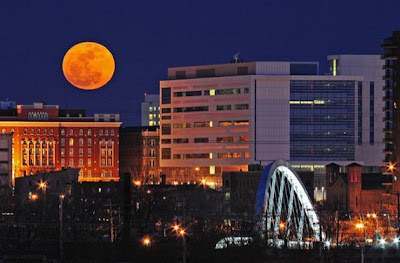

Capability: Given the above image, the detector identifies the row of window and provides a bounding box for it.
[60,138,114,147]
[161,136,250,144]
[61,128,115,136]
[162,87,249,105]
[61,158,113,167]
[77,169,114,178]
[22,129,54,135]
[161,150,250,160]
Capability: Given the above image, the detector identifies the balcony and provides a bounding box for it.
[383,85,393,91]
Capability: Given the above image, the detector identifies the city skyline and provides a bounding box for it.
[0,0,399,125]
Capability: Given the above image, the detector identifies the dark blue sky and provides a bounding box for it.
[0,0,398,125]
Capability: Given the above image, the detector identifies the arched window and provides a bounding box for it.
[24,129,27,135]
[99,129,103,136]
[1,129,6,134]
[49,129,53,135]
[30,129,34,135]
[105,129,109,136]
[69,129,74,136]
[110,129,115,136]
[61,129,65,136]
[36,129,40,135]
[108,139,112,147]
[79,138,84,146]
[87,129,92,136]
[87,138,92,146]
[43,129,47,135]
[79,129,83,135]
[69,138,74,146]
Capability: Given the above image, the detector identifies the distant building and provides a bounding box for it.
[327,55,384,167]
[141,94,160,127]
[325,163,393,214]
[159,59,382,186]
[120,126,160,183]
[0,134,12,189]
[0,102,121,183]
[382,31,400,177]
[0,101,16,110]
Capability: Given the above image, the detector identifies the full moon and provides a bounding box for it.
[62,42,115,90]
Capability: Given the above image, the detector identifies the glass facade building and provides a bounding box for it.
[290,80,355,161]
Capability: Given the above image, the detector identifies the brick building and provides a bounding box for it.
[0,102,121,183]
[119,126,160,183]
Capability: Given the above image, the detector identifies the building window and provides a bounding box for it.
[49,129,53,135]
[107,158,112,166]
[194,121,212,128]
[216,105,231,111]
[217,136,235,143]
[69,159,74,167]
[36,129,40,135]
[61,158,65,167]
[101,159,106,166]
[235,104,249,110]
[239,136,250,142]
[69,148,74,156]
[79,138,84,146]
[87,129,92,136]
[88,170,92,177]
[79,148,83,156]
[88,148,92,156]
[194,138,209,143]
[161,139,171,144]
[79,129,83,135]
[173,138,189,144]
[149,160,155,167]
[173,123,191,128]
[219,121,232,127]
[61,138,65,146]
[79,159,84,166]
[108,139,112,147]
[233,120,249,126]
[173,106,208,113]
[161,124,171,135]
[87,138,92,146]
[61,129,65,136]
[105,129,109,136]
[30,129,34,135]
[161,87,171,104]
[88,158,91,167]
[218,152,242,158]
[161,148,171,159]
[99,129,103,136]
[43,129,47,135]
[110,129,115,136]
[61,148,65,157]
[69,138,74,146]
[69,129,74,136]
[173,90,202,97]
[358,82,362,145]
[101,139,105,147]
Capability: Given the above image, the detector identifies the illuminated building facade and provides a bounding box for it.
[159,59,383,186]
[141,94,160,127]
[0,134,12,189]
[0,102,121,183]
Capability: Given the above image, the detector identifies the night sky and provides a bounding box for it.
[0,0,399,125]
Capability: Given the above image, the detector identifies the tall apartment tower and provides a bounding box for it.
[382,31,400,175]
[327,55,384,166]
[159,60,382,186]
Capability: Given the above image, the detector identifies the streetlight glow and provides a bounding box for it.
[179,229,186,236]
[142,236,151,246]
[355,223,364,229]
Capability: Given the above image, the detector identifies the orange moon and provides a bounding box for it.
[62,42,115,90]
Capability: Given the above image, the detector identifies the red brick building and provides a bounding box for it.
[0,102,121,183]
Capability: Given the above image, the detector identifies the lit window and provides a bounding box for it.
[79,138,83,146]
[88,170,92,177]
[61,129,65,136]
[69,159,74,167]
[87,138,92,146]
[88,148,92,156]
[43,129,47,135]
[107,159,112,166]
[87,129,92,136]
[69,148,74,156]
[79,159,84,166]
[79,148,83,156]
[49,129,53,135]
[61,148,65,157]
[88,158,91,167]
[69,138,74,146]
[36,129,40,135]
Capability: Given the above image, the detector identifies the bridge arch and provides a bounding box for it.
[255,160,324,246]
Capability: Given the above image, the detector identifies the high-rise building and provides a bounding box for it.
[159,59,383,186]
[0,102,121,183]
[141,94,160,127]
[327,55,384,166]
[382,31,400,174]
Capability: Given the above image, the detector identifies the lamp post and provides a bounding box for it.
[179,229,187,263]
[39,181,47,223]
[59,194,65,262]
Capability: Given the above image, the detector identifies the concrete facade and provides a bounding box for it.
[141,94,160,127]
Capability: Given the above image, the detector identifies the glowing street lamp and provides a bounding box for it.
[142,236,151,247]
[279,222,285,229]
[355,223,364,229]
[173,224,180,232]
[388,163,395,172]
[179,229,186,236]
[134,181,142,186]
[30,193,38,201]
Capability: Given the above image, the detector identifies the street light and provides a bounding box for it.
[142,236,151,247]
[356,223,364,229]
[30,193,38,201]
[38,181,47,223]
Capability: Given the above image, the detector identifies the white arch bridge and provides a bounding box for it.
[254,160,325,248]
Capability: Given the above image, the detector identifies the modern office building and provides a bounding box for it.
[0,102,121,183]
[141,94,160,127]
[159,58,384,186]
[327,55,384,167]
[382,31,400,175]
